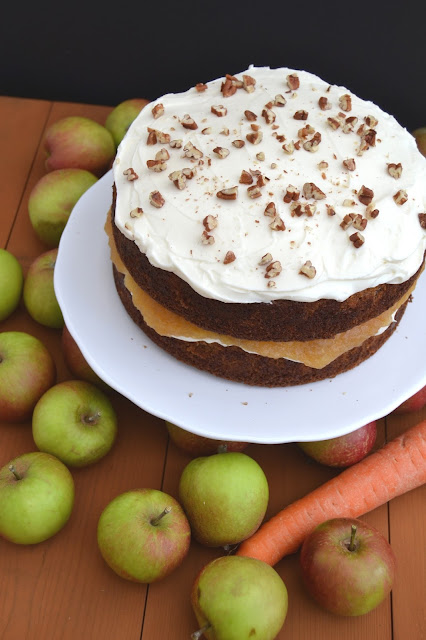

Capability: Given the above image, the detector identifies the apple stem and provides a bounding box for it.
[348,524,357,552]
[191,623,211,639]
[8,464,21,481]
[83,411,101,425]
[150,506,172,526]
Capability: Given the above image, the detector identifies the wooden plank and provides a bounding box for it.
[0,97,51,248]
[386,410,426,640]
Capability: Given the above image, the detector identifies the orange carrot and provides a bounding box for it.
[237,420,426,566]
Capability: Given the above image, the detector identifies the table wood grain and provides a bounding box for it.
[0,95,424,640]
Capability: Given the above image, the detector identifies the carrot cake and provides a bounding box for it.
[107,66,426,386]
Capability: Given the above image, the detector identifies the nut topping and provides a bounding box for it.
[147,130,157,145]
[265,260,282,278]
[201,231,215,245]
[327,117,341,130]
[294,110,308,120]
[201,127,212,135]
[259,253,273,265]
[247,185,262,199]
[213,146,230,159]
[217,187,238,200]
[232,139,245,148]
[366,204,380,219]
[262,107,276,124]
[326,204,336,216]
[149,191,165,208]
[146,159,167,172]
[387,162,403,179]
[168,170,186,190]
[364,115,378,127]
[264,202,277,217]
[246,131,263,145]
[211,104,228,117]
[303,182,326,200]
[244,110,257,121]
[303,132,321,152]
[393,189,408,205]
[155,148,170,161]
[282,141,294,154]
[343,158,356,171]
[419,213,426,229]
[183,141,203,159]
[300,260,316,278]
[195,82,207,92]
[340,213,355,230]
[274,94,287,107]
[350,232,365,248]
[318,96,331,110]
[342,116,358,134]
[152,103,164,119]
[181,114,198,130]
[352,214,368,231]
[123,168,138,181]
[239,170,253,184]
[269,216,285,231]
[203,215,218,231]
[357,185,374,205]
[169,139,183,148]
[287,74,300,90]
[223,251,236,264]
[130,207,143,218]
[148,128,170,144]
[242,74,256,93]
[283,184,300,203]
[339,94,352,111]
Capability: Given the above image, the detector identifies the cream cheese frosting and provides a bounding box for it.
[113,66,426,304]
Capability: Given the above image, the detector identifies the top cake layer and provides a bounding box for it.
[113,66,426,304]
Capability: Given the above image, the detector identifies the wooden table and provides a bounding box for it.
[0,95,425,640]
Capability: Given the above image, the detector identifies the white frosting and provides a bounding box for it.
[114,66,426,303]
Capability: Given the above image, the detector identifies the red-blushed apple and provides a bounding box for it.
[413,127,426,157]
[97,488,191,583]
[179,452,269,547]
[191,555,288,640]
[28,168,97,247]
[23,248,64,329]
[44,116,115,177]
[166,421,248,456]
[0,451,74,544]
[32,380,117,467]
[300,517,396,616]
[297,421,377,468]
[0,248,23,322]
[105,98,149,147]
[0,331,56,422]
[394,385,426,414]
[61,324,110,392]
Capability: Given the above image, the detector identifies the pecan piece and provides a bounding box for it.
[282,141,294,154]
[211,104,227,117]
[299,260,316,278]
[318,96,331,110]
[364,115,378,127]
[343,158,356,171]
[264,202,277,217]
[352,214,368,231]
[152,103,164,119]
[339,94,352,111]
[340,213,355,230]
[168,170,186,190]
[149,191,165,208]
[213,146,230,159]
[287,73,300,90]
[294,110,308,120]
[183,141,203,159]
[148,128,170,144]
[203,215,218,231]
[155,148,170,161]
[239,170,253,184]
[201,231,215,245]
[350,232,365,248]
[326,204,336,216]
[232,139,245,148]
[195,82,207,92]
[327,117,341,130]
[342,116,358,134]
[419,213,426,229]
[283,184,300,203]
[246,131,263,145]
[146,159,167,172]
[265,260,282,277]
[303,182,326,200]
[169,139,182,148]
[242,74,256,93]
[130,207,143,218]
[123,168,138,181]
[303,132,321,152]
[244,109,257,121]
[274,94,286,107]
[393,189,408,205]
[223,250,236,264]
[387,162,402,179]
[358,185,374,205]
[181,114,198,130]
[269,216,285,231]
[259,253,273,265]
[201,127,212,135]
[366,204,380,219]
[262,107,276,124]
[147,130,157,145]
[221,76,237,97]
[247,185,262,199]
[217,187,238,200]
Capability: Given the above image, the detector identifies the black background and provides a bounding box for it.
[1,1,425,131]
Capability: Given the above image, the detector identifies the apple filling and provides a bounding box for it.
[106,212,414,369]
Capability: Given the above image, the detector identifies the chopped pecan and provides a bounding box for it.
[256,152,265,161]
[251,123,260,131]
[195,82,208,92]
[350,231,365,248]
[244,109,257,121]
[265,260,282,277]
[269,216,285,231]
[274,94,287,106]
[343,158,356,171]
[183,141,203,159]
[282,141,294,154]
[246,131,263,145]
[221,76,237,97]
[213,146,230,159]
[242,74,256,93]
[146,159,167,172]
[259,252,273,265]
[155,148,170,161]
[340,213,355,230]
[317,160,328,170]
[147,130,157,145]
[357,185,374,205]
[262,107,276,124]
[387,162,403,179]
[148,128,170,144]
[267,280,276,288]
[419,213,426,229]
[303,132,321,152]
[326,204,336,216]
[283,184,300,203]
[366,204,379,219]
[318,96,331,110]
[298,124,315,139]
[239,170,253,184]
[364,115,378,127]
[327,117,341,130]
[221,127,230,136]
[352,214,368,231]
[201,231,215,245]
[290,202,304,217]
[152,103,164,119]
[123,168,138,181]
[303,182,326,200]
[232,139,245,148]
[294,110,308,120]
[264,202,277,217]
[393,189,408,205]
[217,186,238,200]
[149,191,165,208]
[287,73,300,90]
[182,168,194,179]
[342,116,358,134]
[299,260,316,278]
[130,207,143,218]
[203,215,218,231]
[256,174,270,187]
[247,185,262,199]
[357,128,377,155]
[339,94,352,111]
[211,104,227,117]
[304,203,317,217]
[169,139,183,148]
[181,114,198,130]
[201,127,212,135]
[223,250,236,264]
[168,170,186,190]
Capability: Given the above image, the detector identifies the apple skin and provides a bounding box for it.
[297,421,377,468]
[300,517,396,616]
[413,127,426,157]
[0,331,56,422]
[0,249,23,322]
[394,385,426,413]
[23,248,64,329]
[44,116,115,177]
[105,98,149,147]
[0,451,74,544]
[166,421,248,456]
[28,168,97,247]
[178,452,269,547]
[97,488,191,583]
[191,555,288,640]
[61,324,110,392]
[32,380,117,468]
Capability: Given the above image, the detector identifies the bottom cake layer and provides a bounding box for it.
[112,266,408,387]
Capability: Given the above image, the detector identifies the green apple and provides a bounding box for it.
[105,98,149,147]
[178,452,269,547]
[44,116,115,177]
[300,517,396,616]
[0,451,74,544]
[0,248,23,322]
[413,127,426,157]
[23,248,64,329]
[191,555,288,640]
[61,324,110,391]
[32,380,117,467]
[97,488,191,583]
[28,168,97,247]
[0,331,56,422]
[297,421,377,468]
[166,421,248,456]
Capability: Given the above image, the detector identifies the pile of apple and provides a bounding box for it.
[1,104,426,640]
